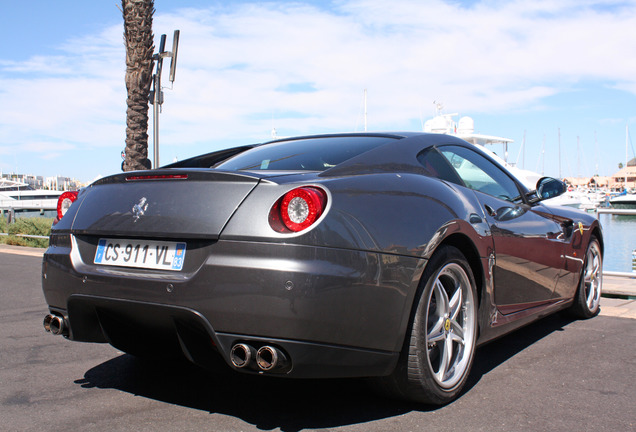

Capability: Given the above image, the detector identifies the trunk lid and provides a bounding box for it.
[69,170,262,239]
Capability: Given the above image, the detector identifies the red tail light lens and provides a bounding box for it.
[270,187,327,233]
[56,191,78,221]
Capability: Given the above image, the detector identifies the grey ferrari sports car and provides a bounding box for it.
[42,132,603,405]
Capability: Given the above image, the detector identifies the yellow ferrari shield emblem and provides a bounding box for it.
[578,222,584,235]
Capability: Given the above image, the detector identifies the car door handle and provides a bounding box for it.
[484,204,496,217]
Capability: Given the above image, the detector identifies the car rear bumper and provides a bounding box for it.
[42,235,422,378]
[47,294,398,378]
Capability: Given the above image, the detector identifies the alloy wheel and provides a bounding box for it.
[425,262,476,389]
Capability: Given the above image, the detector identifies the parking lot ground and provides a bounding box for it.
[1,247,635,431]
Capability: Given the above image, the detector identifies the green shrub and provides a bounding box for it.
[1,217,53,248]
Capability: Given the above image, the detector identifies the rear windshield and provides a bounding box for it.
[215,136,397,171]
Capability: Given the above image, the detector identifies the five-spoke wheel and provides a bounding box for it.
[378,245,477,405]
[570,237,602,318]
[425,262,476,390]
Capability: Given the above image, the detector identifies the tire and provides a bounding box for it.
[379,245,478,405]
[569,237,602,319]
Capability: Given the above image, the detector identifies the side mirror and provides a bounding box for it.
[535,177,566,201]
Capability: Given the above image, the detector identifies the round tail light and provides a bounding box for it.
[56,191,79,221]
[270,187,327,233]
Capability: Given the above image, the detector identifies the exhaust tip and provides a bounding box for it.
[230,343,255,368]
[43,314,53,332]
[49,315,66,336]
[256,345,288,371]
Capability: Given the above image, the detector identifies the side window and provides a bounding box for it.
[438,145,522,202]
[417,147,465,186]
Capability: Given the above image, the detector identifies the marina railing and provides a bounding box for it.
[604,271,636,279]
[594,207,636,278]
[595,208,636,216]
[0,233,49,240]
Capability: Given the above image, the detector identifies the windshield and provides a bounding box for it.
[216,136,397,171]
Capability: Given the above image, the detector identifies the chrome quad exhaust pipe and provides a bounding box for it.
[256,345,289,372]
[230,343,256,369]
[43,314,67,336]
[230,343,290,372]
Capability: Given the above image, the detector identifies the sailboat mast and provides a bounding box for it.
[626,124,629,190]
[558,128,561,179]
[516,130,526,168]
[523,130,526,169]
[364,89,368,132]
[577,136,581,179]
[542,135,545,175]
[594,130,598,176]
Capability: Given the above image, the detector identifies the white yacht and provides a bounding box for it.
[543,188,599,211]
[424,109,540,190]
[0,179,63,217]
[423,108,603,212]
[610,191,636,209]
[609,125,636,209]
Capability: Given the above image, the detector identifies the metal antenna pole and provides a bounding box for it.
[152,86,160,168]
[152,34,166,169]
[150,30,179,169]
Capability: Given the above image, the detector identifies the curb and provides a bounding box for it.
[0,244,46,257]
[602,275,636,297]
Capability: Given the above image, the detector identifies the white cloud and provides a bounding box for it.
[1,0,636,179]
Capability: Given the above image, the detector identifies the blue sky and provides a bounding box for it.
[1,0,636,182]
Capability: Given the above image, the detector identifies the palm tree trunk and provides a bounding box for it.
[122,0,154,171]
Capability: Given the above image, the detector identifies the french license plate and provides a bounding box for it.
[94,238,186,271]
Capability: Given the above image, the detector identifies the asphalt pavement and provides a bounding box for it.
[1,245,635,431]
